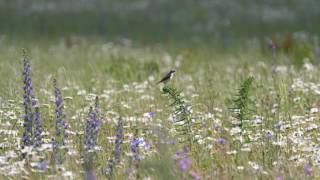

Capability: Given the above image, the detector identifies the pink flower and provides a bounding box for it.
[304,163,312,176]
[190,170,202,180]
[178,156,192,171]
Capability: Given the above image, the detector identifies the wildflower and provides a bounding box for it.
[143,111,156,118]
[268,39,277,68]
[217,138,226,145]
[106,116,124,176]
[114,116,124,163]
[190,170,202,180]
[237,166,244,170]
[52,79,68,164]
[275,123,282,131]
[178,156,192,171]
[84,108,101,150]
[248,161,262,171]
[304,163,312,176]
[230,76,254,132]
[85,170,96,180]
[84,97,101,151]
[21,56,37,147]
[163,86,194,148]
[36,160,49,170]
[62,171,74,178]
[266,131,273,140]
[33,106,44,148]
[173,147,189,160]
[53,79,68,145]
[268,39,277,50]
[130,137,140,161]
[128,133,145,179]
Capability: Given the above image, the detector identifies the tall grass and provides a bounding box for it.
[0,38,319,179]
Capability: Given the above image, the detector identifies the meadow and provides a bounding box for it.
[0,35,319,180]
[1,1,320,179]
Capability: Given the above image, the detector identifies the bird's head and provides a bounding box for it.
[170,69,176,74]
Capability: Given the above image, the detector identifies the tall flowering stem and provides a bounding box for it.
[114,116,124,163]
[268,39,277,70]
[162,85,194,150]
[84,97,101,178]
[230,77,254,133]
[53,79,68,164]
[21,54,37,148]
[129,131,141,179]
[106,116,124,178]
[34,106,44,147]
[84,97,101,151]
[131,136,140,163]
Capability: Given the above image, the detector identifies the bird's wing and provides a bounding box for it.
[157,73,171,84]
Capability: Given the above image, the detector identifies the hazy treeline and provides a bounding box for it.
[0,0,319,41]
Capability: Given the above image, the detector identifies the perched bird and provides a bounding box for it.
[157,69,176,84]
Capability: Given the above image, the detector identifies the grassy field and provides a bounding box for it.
[1,2,320,179]
[0,37,320,179]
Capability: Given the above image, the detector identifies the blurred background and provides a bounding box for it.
[0,0,319,47]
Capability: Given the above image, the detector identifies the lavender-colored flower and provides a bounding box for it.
[22,57,36,147]
[128,134,143,179]
[114,116,124,163]
[36,160,49,170]
[304,163,312,176]
[53,79,68,164]
[217,138,226,145]
[53,79,68,145]
[268,39,277,50]
[131,137,139,153]
[85,107,94,150]
[173,147,189,160]
[106,116,124,176]
[178,156,192,171]
[266,131,273,140]
[268,39,277,68]
[85,170,97,180]
[34,106,44,147]
[84,98,101,151]
[148,111,156,118]
[130,137,141,161]
[174,147,192,172]
[190,171,202,180]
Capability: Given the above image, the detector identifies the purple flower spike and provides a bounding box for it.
[131,138,139,153]
[54,79,68,145]
[131,137,142,161]
[114,116,124,163]
[22,57,36,147]
[52,79,68,164]
[21,55,43,149]
[106,116,124,176]
[84,97,101,151]
[34,106,44,147]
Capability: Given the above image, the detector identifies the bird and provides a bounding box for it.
[157,69,176,84]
